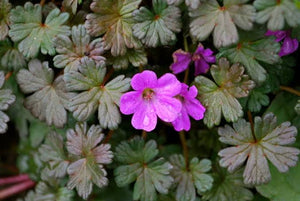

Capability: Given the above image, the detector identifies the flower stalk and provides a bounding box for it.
[179,131,189,170]
[280,86,300,97]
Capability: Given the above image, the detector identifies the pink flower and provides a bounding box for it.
[265,30,299,57]
[172,83,205,131]
[170,44,216,76]
[120,70,182,132]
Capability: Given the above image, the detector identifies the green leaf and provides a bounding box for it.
[9,2,70,58]
[0,39,26,71]
[0,0,11,40]
[85,0,142,56]
[39,131,70,178]
[29,120,50,148]
[114,136,173,201]
[256,162,300,201]
[189,0,256,48]
[16,59,76,128]
[254,0,300,30]
[240,86,270,112]
[167,0,201,9]
[66,122,113,199]
[132,0,181,47]
[193,58,255,128]
[217,37,281,83]
[169,154,213,201]
[202,167,254,201]
[218,112,300,185]
[0,71,15,134]
[108,48,148,70]
[53,24,106,72]
[64,58,131,129]
[32,181,74,201]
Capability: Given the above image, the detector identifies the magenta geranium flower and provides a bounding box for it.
[172,83,205,131]
[170,44,216,76]
[120,70,182,132]
[265,30,299,57]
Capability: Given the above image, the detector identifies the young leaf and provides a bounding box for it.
[0,71,16,134]
[217,37,281,83]
[132,0,181,47]
[66,122,113,199]
[107,48,148,70]
[0,0,11,40]
[85,0,142,56]
[39,131,70,178]
[256,163,300,201]
[254,0,300,30]
[9,2,70,59]
[114,136,173,201]
[53,24,106,72]
[64,58,131,129]
[193,58,255,128]
[202,167,254,201]
[16,59,76,128]
[295,99,300,115]
[0,39,26,71]
[189,0,256,48]
[169,154,213,201]
[218,112,300,185]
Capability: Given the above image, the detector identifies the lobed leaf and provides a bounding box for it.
[189,0,255,48]
[0,71,16,134]
[85,0,142,56]
[39,132,69,178]
[65,57,131,129]
[218,112,300,185]
[218,37,281,83]
[66,122,113,199]
[53,25,106,72]
[114,136,173,201]
[16,59,75,128]
[194,58,255,128]
[9,2,70,59]
[169,154,213,201]
[132,0,181,47]
[254,0,300,30]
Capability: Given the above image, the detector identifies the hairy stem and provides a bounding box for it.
[142,130,147,139]
[183,37,190,84]
[247,110,256,142]
[179,131,189,170]
[104,130,114,144]
[0,174,30,186]
[40,0,46,6]
[101,68,114,86]
[0,180,35,200]
[280,86,300,97]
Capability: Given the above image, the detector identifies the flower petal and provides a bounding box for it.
[131,102,157,132]
[131,70,158,91]
[185,98,206,120]
[156,73,181,96]
[187,85,198,98]
[172,107,191,131]
[279,37,299,56]
[120,91,142,115]
[154,95,182,122]
[170,49,192,74]
[194,58,210,75]
[265,30,286,42]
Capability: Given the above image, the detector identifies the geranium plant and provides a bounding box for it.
[0,0,300,201]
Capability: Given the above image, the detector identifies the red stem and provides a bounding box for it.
[0,174,30,186]
[0,180,35,200]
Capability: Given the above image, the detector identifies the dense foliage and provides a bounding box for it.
[0,0,300,200]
